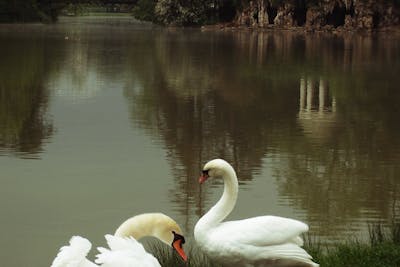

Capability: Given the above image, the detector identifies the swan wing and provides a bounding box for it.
[51,236,98,267]
[211,215,309,247]
[95,235,160,267]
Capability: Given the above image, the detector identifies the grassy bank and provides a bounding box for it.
[306,223,400,267]
[147,223,400,267]
[307,241,400,267]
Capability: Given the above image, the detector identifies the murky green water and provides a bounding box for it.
[1,16,400,266]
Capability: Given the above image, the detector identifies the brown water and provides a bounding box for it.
[1,16,400,267]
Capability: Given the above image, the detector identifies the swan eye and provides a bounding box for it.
[172,231,185,246]
[202,170,209,176]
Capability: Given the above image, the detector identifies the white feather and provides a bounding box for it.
[51,235,161,267]
[51,236,97,267]
[95,235,160,267]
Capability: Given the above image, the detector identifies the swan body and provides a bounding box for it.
[194,159,319,267]
[51,213,187,267]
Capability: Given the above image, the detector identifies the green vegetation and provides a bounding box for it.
[0,0,133,22]
[305,223,400,267]
[134,0,238,26]
[308,242,400,267]
[132,0,156,22]
[146,224,400,267]
[148,243,220,267]
[61,3,95,16]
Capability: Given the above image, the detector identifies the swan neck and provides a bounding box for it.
[114,213,182,247]
[198,165,238,228]
[114,216,154,240]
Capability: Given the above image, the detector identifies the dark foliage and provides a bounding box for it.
[132,0,156,22]
[0,0,64,22]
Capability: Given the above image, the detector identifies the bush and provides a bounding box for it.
[154,0,213,26]
[132,0,157,22]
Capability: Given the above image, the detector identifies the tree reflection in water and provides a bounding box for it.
[0,36,57,158]
[124,29,400,242]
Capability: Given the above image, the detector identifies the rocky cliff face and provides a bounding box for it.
[234,0,400,31]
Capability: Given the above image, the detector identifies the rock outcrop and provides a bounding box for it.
[274,3,296,27]
[233,0,400,31]
[236,0,269,27]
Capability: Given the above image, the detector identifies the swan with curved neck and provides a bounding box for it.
[51,213,187,267]
[194,159,319,267]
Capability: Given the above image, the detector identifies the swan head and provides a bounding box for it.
[199,159,234,183]
[156,217,187,262]
[114,213,187,261]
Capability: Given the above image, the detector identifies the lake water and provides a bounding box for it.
[1,16,400,267]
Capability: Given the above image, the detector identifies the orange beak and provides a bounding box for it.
[199,173,209,184]
[172,239,188,261]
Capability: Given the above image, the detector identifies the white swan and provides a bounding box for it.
[194,159,319,267]
[51,213,187,267]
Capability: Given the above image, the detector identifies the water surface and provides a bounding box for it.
[1,16,400,267]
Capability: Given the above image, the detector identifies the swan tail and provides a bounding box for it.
[51,236,98,267]
[258,243,319,267]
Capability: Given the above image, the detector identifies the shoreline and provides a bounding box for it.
[201,22,400,36]
[1,14,399,37]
